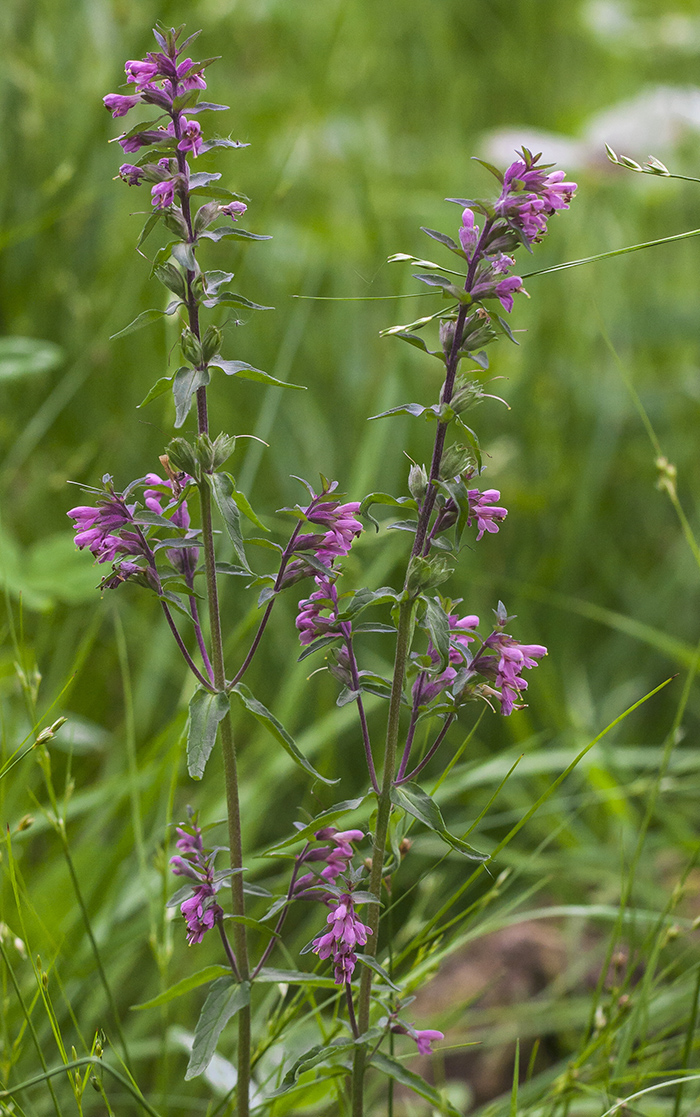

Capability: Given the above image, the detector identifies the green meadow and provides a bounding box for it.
[2,0,700,1113]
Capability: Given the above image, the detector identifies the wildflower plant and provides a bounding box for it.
[59,23,576,1117]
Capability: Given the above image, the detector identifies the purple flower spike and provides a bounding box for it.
[151,180,176,209]
[103,93,142,118]
[170,817,224,946]
[312,893,373,985]
[495,152,577,246]
[68,494,141,564]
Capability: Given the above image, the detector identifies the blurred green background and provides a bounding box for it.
[3,0,700,1113]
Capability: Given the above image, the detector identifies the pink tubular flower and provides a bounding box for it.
[176,57,207,90]
[119,163,145,185]
[103,93,141,118]
[151,180,176,209]
[494,274,524,313]
[68,494,141,564]
[293,827,365,897]
[295,574,343,646]
[177,118,202,156]
[125,59,159,88]
[412,612,479,704]
[467,488,507,540]
[312,893,373,985]
[414,1029,445,1055]
[221,200,248,221]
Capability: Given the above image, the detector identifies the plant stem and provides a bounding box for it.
[351,597,413,1116]
[397,714,455,785]
[200,464,251,1117]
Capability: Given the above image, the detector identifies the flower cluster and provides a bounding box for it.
[312,892,373,985]
[290,484,363,647]
[412,612,547,716]
[413,613,479,705]
[294,827,365,897]
[467,485,507,540]
[455,149,577,316]
[472,631,548,716]
[104,28,247,219]
[69,487,143,566]
[170,819,224,946]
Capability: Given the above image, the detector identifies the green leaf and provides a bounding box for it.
[210,472,250,570]
[131,965,230,1011]
[219,477,269,532]
[136,209,163,249]
[370,1052,461,1116]
[110,302,180,340]
[391,782,487,861]
[201,226,272,242]
[263,796,367,852]
[355,954,401,991]
[187,688,230,780]
[255,967,338,988]
[202,291,274,311]
[171,241,197,271]
[359,492,417,531]
[266,1039,353,1097]
[0,337,63,381]
[369,402,439,422]
[185,978,250,1080]
[343,585,400,616]
[137,375,173,409]
[231,682,338,785]
[414,271,459,289]
[423,597,451,672]
[174,365,210,428]
[210,357,304,390]
[420,226,465,257]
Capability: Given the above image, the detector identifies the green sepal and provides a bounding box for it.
[390,781,487,861]
[185,977,250,1080]
[231,682,338,785]
[186,688,230,780]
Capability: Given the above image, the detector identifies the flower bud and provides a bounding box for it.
[439,444,474,480]
[180,327,203,366]
[167,437,199,477]
[202,325,222,363]
[408,463,428,502]
[439,319,456,357]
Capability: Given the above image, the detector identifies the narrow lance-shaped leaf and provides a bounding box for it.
[185,977,251,1080]
[370,1052,462,1117]
[209,356,305,390]
[187,688,230,780]
[174,366,210,428]
[131,966,230,1011]
[231,682,338,785]
[423,596,451,672]
[110,301,180,340]
[391,782,487,861]
[209,471,251,571]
